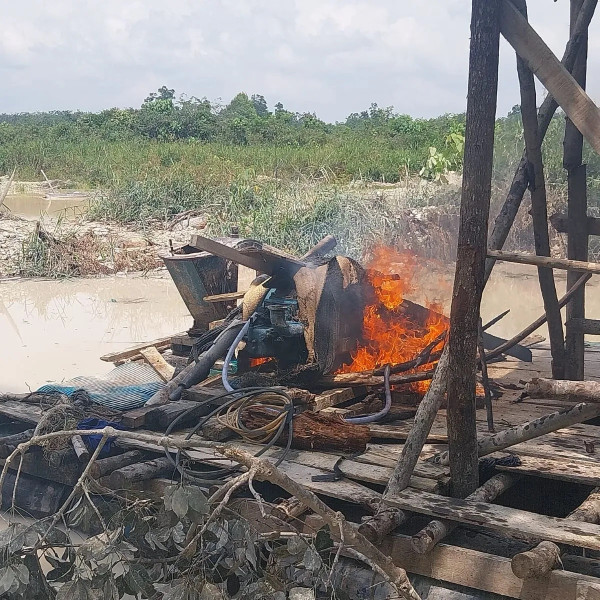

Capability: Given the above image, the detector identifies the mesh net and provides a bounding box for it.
[37,363,165,411]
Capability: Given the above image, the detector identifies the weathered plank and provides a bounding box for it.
[139,346,175,382]
[382,533,600,600]
[99,332,185,363]
[500,0,600,156]
[385,488,600,550]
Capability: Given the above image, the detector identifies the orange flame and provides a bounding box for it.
[338,246,449,393]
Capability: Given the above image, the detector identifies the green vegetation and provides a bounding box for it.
[2,89,600,261]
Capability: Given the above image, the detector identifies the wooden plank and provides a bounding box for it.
[382,533,600,600]
[500,0,600,156]
[496,453,600,486]
[203,290,246,303]
[488,249,600,274]
[99,332,185,363]
[190,235,306,276]
[139,346,175,382]
[312,388,363,412]
[551,213,600,236]
[385,488,600,550]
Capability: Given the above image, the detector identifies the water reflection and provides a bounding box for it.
[0,274,191,392]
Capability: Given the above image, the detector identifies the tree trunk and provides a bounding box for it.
[447,0,500,498]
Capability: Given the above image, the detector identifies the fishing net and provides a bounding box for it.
[36,363,165,412]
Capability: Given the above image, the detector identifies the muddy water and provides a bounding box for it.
[3,192,89,220]
[0,274,192,393]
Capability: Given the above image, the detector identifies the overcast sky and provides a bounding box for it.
[1,1,598,122]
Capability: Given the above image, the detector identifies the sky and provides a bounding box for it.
[0,0,598,122]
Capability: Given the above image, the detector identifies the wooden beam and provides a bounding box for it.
[487,249,600,274]
[447,0,500,497]
[384,488,600,551]
[568,317,600,335]
[551,213,600,236]
[485,0,598,283]
[499,0,600,156]
[203,290,247,303]
[514,0,565,378]
[382,534,600,600]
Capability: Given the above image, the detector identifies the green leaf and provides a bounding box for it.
[12,563,29,586]
[302,546,322,572]
[103,577,119,600]
[314,527,333,553]
[56,579,93,600]
[0,566,16,595]
[163,484,177,512]
[171,486,189,519]
[286,535,307,556]
[186,486,208,515]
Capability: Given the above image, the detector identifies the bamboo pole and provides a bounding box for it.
[484,0,598,283]
[514,0,565,379]
[447,0,500,498]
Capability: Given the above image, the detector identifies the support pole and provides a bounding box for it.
[447,0,500,498]
[514,0,565,379]
[565,0,589,381]
[484,0,598,283]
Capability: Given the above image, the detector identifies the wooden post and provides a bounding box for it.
[484,0,598,283]
[447,0,500,497]
[565,0,589,381]
[514,0,565,379]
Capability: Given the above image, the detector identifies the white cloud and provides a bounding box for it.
[0,0,596,121]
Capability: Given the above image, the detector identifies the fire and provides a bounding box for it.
[249,357,271,368]
[338,246,449,393]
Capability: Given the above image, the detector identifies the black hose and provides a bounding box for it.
[163,386,294,486]
[344,364,392,424]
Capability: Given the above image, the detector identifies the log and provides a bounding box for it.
[515,0,565,379]
[319,370,433,389]
[139,346,176,382]
[511,485,600,580]
[0,429,35,458]
[411,473,519,554]
[89,450,145,480]
[101,457,175,490]
[526,377,600,401]
[487,249,600,274]
[511,541,562,580]
[71,435,90,463]
[486,273,591,360]
[241,407,370,454]
[484,0,598,282]
[447,0,500,498]
[436,401,600,465]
